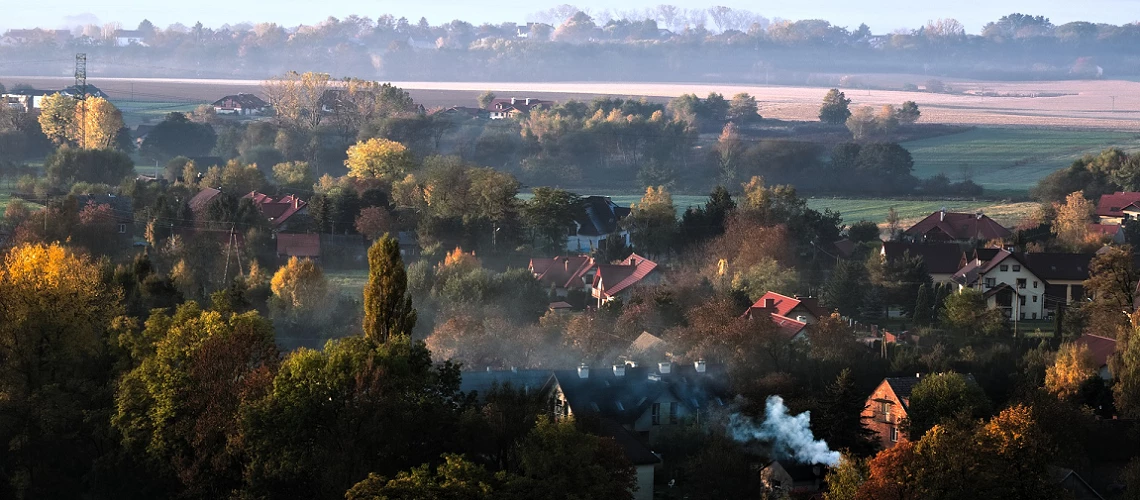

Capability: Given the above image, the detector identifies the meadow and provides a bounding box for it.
[903,128,1140,190]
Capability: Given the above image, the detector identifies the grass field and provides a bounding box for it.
[111,100,201,126]
[325,269,369,299]
[903,128,1140,190]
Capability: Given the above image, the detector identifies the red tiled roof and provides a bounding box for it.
[1088,223,1122,236]
[905,211,1011,241]
[244,191,308,228]
[593,253,658,298]
[531,255,595,289]
[1096,192,1140,218]
[746,292,828,319]
[1074,334,1116,368]
[188,188,222,213]
[276,233,320,258]
[771,314,807,341]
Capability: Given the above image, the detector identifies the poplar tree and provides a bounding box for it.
[363,234,417,342]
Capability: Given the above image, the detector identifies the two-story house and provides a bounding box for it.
[863,376,921,449]
[743,292,830,341]
[486,97,552,119]
[1021,252,1094,311]
[1095,192,1140,225]
[952,249,1046,320]
[592,254,660,306]
[569,195,631,254]
[529,255,595,297]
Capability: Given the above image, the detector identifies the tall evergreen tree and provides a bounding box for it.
[363,234,417,342]
[913,283,932,326]
[823,260,867,318]
[814,369,878,457]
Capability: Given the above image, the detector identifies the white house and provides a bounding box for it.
[952,249,1046,320]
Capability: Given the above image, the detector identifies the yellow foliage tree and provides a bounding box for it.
[1045,342,1097,399]
[345,138,414,181]
[1053,191,1095,251]
[270,257,332,323]
[261,71,331,130]
[38,93,78,144]
[76,97,124,149]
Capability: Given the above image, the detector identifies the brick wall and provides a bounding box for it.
[863,381,908,450]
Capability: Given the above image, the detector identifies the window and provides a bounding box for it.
[1013,265,1021,272]
[669,402,678,424]
[1020,296,1026,306]
[1033,281,1038,288]
[118,224,126,234]
[1017,278,1027,289]
[984,278,995,288]
[1032,313,1038,319]
[1000,265,1008,272]
[890,426,899,442]
[1033,296,1038,303]
[651,403,661,425]
[1020,312,1026,320]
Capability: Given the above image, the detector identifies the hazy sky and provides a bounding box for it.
[3,0,1138,34]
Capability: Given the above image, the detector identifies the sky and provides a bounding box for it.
[2,0,1138,34]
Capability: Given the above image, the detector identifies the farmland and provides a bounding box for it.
[903,128,1140,190]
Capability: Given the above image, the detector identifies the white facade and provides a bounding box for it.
[567,230,629,253]
[958,256,1046,320]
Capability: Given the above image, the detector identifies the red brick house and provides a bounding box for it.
[863,376,922,449]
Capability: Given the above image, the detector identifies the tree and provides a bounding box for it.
[0,243,124,497]
[270,257,333,325]
[875,105,898,136]
[714,122,743,186]
[1045,342,1096,399]
[1085,244,1137,313]
[856,441,919,500]
[521,187,580,254]
[44,147,135,187]
[846,106,876,140]
[814,368,878,456]
[139,111,218,162]
[824,453,867,500]
[905,372,990,439]
[819,89,852,124]
[626,185,677,258]
[272,161,314,190]
[727,92,760,123]
[1053,191,1096,250]
[846,220,881,244]
[594,233,632,263]
[261,71,331,130]
[1113,320,1140,418]
[477,91,496,109]
[75,97,125,149]
[823,260,868,318]
[346,454,496,500]
[38,93,78,144]
[913,283,933,326]
[355,206,394,240]
[363,234,417,342]
[941,289,1007,336]
[345,138,415,181]
[897,101,921,124]
[504,417,636,500]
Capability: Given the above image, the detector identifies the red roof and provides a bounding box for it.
[1074,334,1116,368]
[770,314,808,341]
[188,188,222,213]
[905,211,1011,241]
[276,233,320,258]
[1088,223,1122,236]
[745,292,828,320]
[592,254,658,298]
[244,191,308,228]
[1096,192,1140,218]
[530,255,595,289]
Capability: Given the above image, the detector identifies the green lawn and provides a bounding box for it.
[325,269,369,299]
[111,100,201,126]
[903,128,1140,190]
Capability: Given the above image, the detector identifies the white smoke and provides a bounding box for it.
[726,395,841,466]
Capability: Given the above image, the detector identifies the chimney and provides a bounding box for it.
[764,298,775,308]
[525,98,532,105]
[613,364,625,377]
[796,315,808,323]
[295,197,301,209]
[916,373,921,378]
[940,207,946,221]
[629,257,637,267]
[511,366,517,373]
[658,361,671,374]
[976,211,983,220]
[577,364,589,379]
[694,359,706,373]
[564,257,570,272]
[510,97,517,105]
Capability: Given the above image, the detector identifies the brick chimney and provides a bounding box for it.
[764,298,775,308]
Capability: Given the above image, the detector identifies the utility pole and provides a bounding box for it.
[1111,96,1117,111]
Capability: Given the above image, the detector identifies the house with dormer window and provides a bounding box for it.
[952,249,1046,320]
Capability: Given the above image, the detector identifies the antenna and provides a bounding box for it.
[75,53,87,147]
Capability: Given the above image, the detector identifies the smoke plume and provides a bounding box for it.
[726,395,841,466]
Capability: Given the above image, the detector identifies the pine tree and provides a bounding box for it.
[815,369,878,456]
[823,260,867,318]
[363,234,417,342]
[860,286,884,322]
[913,283,932,326]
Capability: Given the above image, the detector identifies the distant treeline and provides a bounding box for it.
[2,11,1138,81]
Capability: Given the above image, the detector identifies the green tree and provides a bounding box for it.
[727,92,760,123]
[272,161,314,190]
[941,289,1007,336]
[905,372,991,439]
[678,185,735,247]
[363,234,417,342]
[819,88,853,124]
[346,454,496,500]
[140,112,218,162]
[521,187,581,254]
[823,260,868,318]
[814,368,878,456]
[503,417,637,500]
[1113,322,1140,418]
[846,220,880,244]
[44,147,135,187]
[626,185,677,258]
[477,91,496,109]
[824,453,868,500]
[913,283,933,326]
[897,101,921,124]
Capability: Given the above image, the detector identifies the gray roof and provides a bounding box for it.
[575,196,631,236]
[553,364,729,425]
[459,370,553,400]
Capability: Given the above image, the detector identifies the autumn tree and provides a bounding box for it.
[262,71,331,130]
[1112,318,1140,418]
[714,122,743,186]
[345,138,415,181]
[355,206,394,240]
[73,96,125,149]
[272,161,314,190]
[845,106,876,140]
[270,257,333,325]
[37,92,78,144]
[824,453,868,500]
[727,92,760,123]
[0,243,124,497]
[113,303,279,497]
[819,88,852,124]
[363,234,417,342]
[1045,342,1097,399]
[1052,190,1096,250]
[626,185,677,258]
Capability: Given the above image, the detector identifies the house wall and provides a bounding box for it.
[863,381,907,450]
[633,465,654,500]
[631,392,689,438]
[962,263,1046,319]
[567,230,630,253]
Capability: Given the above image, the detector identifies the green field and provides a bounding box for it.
[111,100,201,126]
[903,128,1140,190]
[325,270,369,299]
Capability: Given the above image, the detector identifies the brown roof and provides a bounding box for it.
[276,233,320,258]
[188,188,222,214]
[244,191,308,228]
[1095,192,1140,218]
[1073,334,1116,368]
[881,241,963,275]
[746,292,829,319]
[905,210,1011,241]
[530,255,595,289]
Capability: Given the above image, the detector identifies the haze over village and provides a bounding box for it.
[1,3,1140,499]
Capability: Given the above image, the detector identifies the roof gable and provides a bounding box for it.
[905,211,1011,241]
[1096,192,1140,218]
